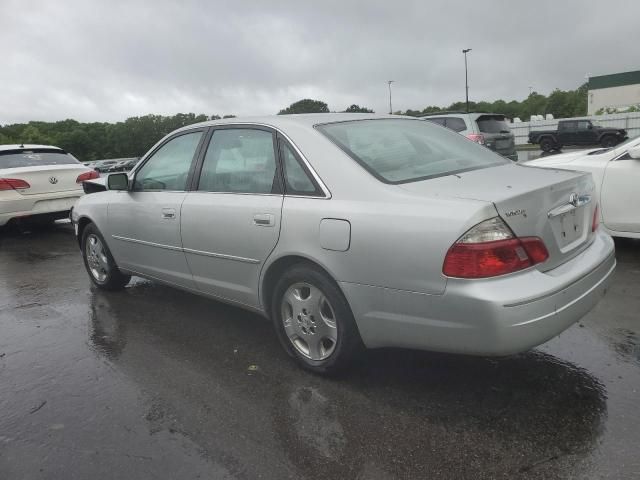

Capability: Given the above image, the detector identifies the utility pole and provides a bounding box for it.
[529,86,533,96]
[387,80,394,114]
[462,49,471,113]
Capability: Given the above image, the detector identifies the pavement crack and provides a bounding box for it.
[29,401,47,414]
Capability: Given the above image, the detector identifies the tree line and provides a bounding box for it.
[0,85,586,161]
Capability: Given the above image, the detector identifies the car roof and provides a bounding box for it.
[0,144,63,152]
[420,112,506,119]
[174,113,407,133]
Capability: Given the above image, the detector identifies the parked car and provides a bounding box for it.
[526,135,640,239]
[71,114,615,373]
[0,144,98,227]
[422,112,517,161]
[93,160,118,173]
[529,119,627,152]
[107,158,139,172]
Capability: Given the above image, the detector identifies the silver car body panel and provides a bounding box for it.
[72,114,615,355]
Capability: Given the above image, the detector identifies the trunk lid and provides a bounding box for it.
[399,163,597,271]
[1,164,88,195]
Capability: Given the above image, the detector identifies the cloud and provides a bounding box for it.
[1,0,638,123]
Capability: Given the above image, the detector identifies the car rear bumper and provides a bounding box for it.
[0,191,82,226]
[341,229,615,355]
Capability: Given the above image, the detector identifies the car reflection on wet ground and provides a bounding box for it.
[0,224,639,479]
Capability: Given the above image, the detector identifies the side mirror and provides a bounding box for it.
[107,172,129,190]
[588,124,593,130]
[628,145,640,160]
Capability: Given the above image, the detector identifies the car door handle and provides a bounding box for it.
[253,213,274,227]
[162,208,176,219]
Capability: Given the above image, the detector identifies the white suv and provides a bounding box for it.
[422,112,517,161]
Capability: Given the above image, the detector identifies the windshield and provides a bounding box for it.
[317,119,507,184]
[0,149,79,169]
[476,115,511,134]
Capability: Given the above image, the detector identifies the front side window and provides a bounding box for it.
[198,129,278,194]
[577,121,590,130]
[445,117,467,132]
[281,142,319,195]
[133,131,203,191]
[317,119,506,184]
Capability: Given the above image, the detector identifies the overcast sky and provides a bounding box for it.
[1,0,638,124]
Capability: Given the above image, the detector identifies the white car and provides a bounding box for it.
[526,136,640,239]
[0,144,98,227]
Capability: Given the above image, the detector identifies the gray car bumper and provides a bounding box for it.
[341,230,615,355]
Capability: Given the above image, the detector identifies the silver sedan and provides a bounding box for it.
[71,114,616,373]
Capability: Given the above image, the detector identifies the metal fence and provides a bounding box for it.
[509,112,640,146]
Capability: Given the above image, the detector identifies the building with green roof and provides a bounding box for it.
[587,70,640,114]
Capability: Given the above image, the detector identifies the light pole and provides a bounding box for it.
[387,80,394,114]
[462,49,471,113]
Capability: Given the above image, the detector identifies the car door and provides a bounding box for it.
[108,129,206,288]
[558,121,576,145]
[180,126,284,308]
[600,152,640,233]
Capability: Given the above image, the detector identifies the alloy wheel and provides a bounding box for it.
[280,282,338,361]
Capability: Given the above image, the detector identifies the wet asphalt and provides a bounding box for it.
[0,223,639,479]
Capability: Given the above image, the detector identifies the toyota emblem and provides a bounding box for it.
[568,193,578,207]
[49,176,58,184]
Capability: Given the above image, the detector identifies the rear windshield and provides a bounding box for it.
[0,149,79,169]
[316,119,507,184]
[476,115,511,134]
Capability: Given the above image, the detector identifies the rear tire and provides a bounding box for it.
[81,223,130,290]
[271,263,362,374]
[539,137,555,152]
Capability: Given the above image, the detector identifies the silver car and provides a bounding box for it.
[71,114,616,373]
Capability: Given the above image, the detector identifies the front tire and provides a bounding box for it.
[81,223,130,290]
[271,263,362,374]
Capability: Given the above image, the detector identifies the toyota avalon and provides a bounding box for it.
[71,114,615,373]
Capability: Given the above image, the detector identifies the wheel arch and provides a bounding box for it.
[76,216,94,247]
[260,254,349,320]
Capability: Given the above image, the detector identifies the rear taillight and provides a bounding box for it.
[76,170,100,183]
[466,133,485,145]
[443,217,549,279]
[0,178,30,191]
[592,203,600,232]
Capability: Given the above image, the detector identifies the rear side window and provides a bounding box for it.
[445,117,467,132]
[0,149,79,169]
[559,121,576,131]
[317,119,506,184]
[280,141,321,195]
[424,117,446,126]
[476,115,511,134]
[198,129,279,194]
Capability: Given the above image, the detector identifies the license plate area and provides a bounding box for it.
[496,138,510,149]
[552,207,587,251]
